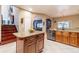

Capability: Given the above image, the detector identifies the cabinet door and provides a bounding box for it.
[77,33,79,47]
[70,32,78,47]
[56,31,63,43]
[70,37,77,47]
[63,36,68,44]
[36,40,44,53]
[63,32,70,44]
[24,42,36,53]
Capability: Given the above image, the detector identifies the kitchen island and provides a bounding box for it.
[13,31,44,53]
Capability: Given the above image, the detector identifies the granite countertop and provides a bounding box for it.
[49,29,79,32]
[56,30,79,32]
[13,31,44,38]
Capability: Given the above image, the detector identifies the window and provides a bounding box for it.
[58,21,69,29]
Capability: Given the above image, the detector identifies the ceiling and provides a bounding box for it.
[16,5,79,17]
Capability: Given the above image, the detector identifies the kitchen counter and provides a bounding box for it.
[49,29,79,32]
[13,31,44,38]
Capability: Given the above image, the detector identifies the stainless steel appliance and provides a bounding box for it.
[47,29,56,41]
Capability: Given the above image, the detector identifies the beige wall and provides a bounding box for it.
[18,10,25,33]
[13,6,20,30]
[31,13,52,32]
[18,10,32,33]
[52,14,79,29]
[18,8,53,33]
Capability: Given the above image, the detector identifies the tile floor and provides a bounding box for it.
[0,40,79,53]
[43,40,79,53]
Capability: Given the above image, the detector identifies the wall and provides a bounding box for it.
[13,6,20,30]
[31,13,53,32]
[18,9,53,33]
[52,14,79,29]
[18,10,32,33]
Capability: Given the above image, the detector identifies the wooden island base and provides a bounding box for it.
[14,32,44,53]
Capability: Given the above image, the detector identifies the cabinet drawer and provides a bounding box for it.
[39,33,44,37]
[37,33,44,40]
[24,35,36,45]
[36,39,44,53]
[56,31,62,35]
[70,32,77,37]
[63,32,70,37]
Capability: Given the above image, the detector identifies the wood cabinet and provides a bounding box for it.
[56,31,79,47]
[36,39,44,53]
[77,33,79,47]
[24,42,36,53]
[16,33,44,53]
[63,32,70,44]
[56,31,63,43]
[36,34,44,53]
[69,32,78,47]
[24,35,36,53]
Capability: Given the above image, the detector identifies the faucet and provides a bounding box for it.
[62,23,65,30]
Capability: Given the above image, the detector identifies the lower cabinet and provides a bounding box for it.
[69,37,77,47]
[63,32,70,44]
[63,36,69,44]
[16,33,44,53]
[24,42,36,53]
[36,39,44,53]
[69,32,78,47]
[56,31,63,43]
[56,31,79,47]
